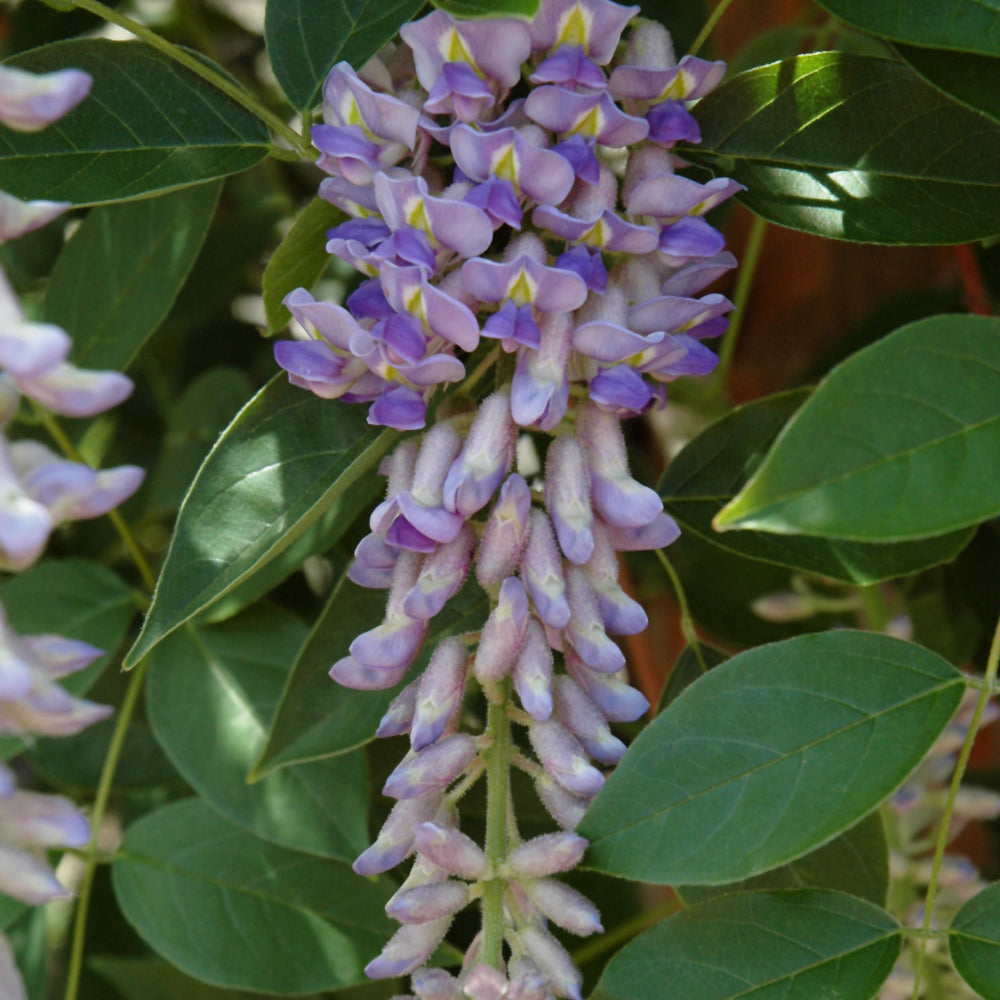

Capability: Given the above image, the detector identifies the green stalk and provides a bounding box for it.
[655,549,705,672]
[712,213,767,396]
[689,0,742,57]
[910,613,1000,1000]
[63,659,149,1000]
[482,686,514,969]
[63,0,310,157]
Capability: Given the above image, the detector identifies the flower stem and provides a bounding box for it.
[910,616,1000,1000]
[64,0,310,157]
[63,658,149,1000]
[689,0,742,57]
[482,684,514,969]
[655,549,705,672]
[713,212,767,396]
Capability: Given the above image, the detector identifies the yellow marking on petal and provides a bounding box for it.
[342,95,363,126]
[490,142,520,185]
[443,26,475,64]
[656,76,688,103]
[508,267,538,306]
[582,216,611,248]
[557,4,593,50]
[571,102,604,138]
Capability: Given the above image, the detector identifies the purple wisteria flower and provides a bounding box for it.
[276,2,740,996]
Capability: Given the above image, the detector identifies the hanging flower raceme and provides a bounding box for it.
[276,2,740,996]
[0,63,137,997]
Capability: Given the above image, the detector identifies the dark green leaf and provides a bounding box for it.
[689,53,1000,243]
[253,576,489,778]
[679,812,889,908]
[715,316,1000,542]
[123,376,397,668]
[656,643,728,714]
[112,799,393,994]
[262,198,342,333]
[0,896,27,931]
[814,0,1000,58]
[45,182,222,371]
[265,0,424,111]
[896,44,1000,126]
[950,880,1000,999]
[433,0,539,15]
[592,890,900,1000]
[662,389,974,577]
[0,41,269,205]
[146,606,369,860]
[580,631,964,884]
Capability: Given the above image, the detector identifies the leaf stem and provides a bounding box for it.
[713,213,767,396]
[689,0,741,57]
[33,404,158,591]
[910,620,1000,1000]
[482,683,513,969]
[655,549,705,671]
[64,0,310,157]
[62,658,149,1000]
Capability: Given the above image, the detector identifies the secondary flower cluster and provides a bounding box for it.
[276,2,739,997]
[0,64,141,998]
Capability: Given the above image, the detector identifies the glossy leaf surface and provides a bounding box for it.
[124,376,397,668]
[112,799,392,994]
[690,53,1000,243]
[45,182,221,371]
[896,44,1000,126]
[433,0,539,14]
[814,0,1000,57]
[679,812,889,908]
[592,890,900,1000]
[265,0,424,110]
[262,198,341,333]
[715,316,1000,541]
[661,390,973,581]
[146,606,369,860]
[253,576,488,777]
[581,631,964,884]
[0,41,268,205]
[950,879,1000,999]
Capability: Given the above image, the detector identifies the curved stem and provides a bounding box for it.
[689,0,742,57]
[34,405,157,591]
[482,684,514,969]
[655,549,705,672]
[713,213,767,395]
[63,659,149,1000]
[65,0,310,157]
[910,615,1000,1000]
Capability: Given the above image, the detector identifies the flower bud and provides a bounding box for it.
[528,719,604,799]
[520,879,603,937]
[365,916,453,979]
[505,832,588,878]
[353,794,444,875]
[544,435,593,565]
[513,618,554,721]
[517,925,582,1000]
[414,822,488,880]
[377,680,419,738]
[411,640,469,750]
[443,392,516,517]
[565,653,648,723]
[404,524,476,620]
[476,474,532,587]
[383,734,478,799]
[386,880,471,924]
[564,567,625,673]
[553,675,626,766]
[521,511,570,629]
[474,576,529,683]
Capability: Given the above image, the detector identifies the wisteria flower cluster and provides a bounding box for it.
[275,1,740,996]
[0,63,143,1000]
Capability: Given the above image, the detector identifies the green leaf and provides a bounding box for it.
[814,0,1000,58]
[895,44,1000,126]
[662,389,974,578]
[112,799,393,995]
[679,812,889,908]
[253,574,489,778]
[123,376,397,668]
[950,879,1000,999]
[44,182,222,371]
[0,559,137,697]
[592,890,900,1000]
[432,0,539,15]
[656,643,728,714]
[580,630,964,885]
[146,606,369,860]
[715,315,1000,542]
[0,41,269,205]
[262,198,342,333]
[689,52,1000,243]
[265,0,424,111]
